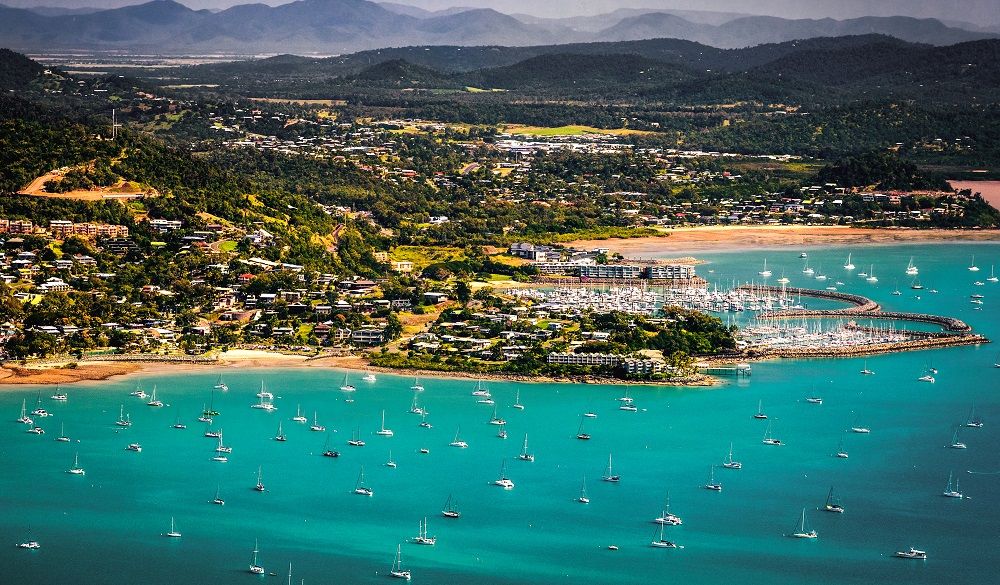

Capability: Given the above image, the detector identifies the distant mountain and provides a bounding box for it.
[464,53,698,91]
[0,0,993,54]
[0,47,45,90]
[23,5,103,16]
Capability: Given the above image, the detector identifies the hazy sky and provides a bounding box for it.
[4,0,999,24]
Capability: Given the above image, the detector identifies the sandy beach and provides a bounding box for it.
[566,225,1000,257]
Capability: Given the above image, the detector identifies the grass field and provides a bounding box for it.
[391,246,466,271]
[502,124,655,137]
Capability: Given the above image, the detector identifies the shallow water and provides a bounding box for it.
[2,243,999,584]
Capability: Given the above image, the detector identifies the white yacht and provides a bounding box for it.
[25,425,45,435]
[255,466,266,492]
[471,381,490,396]
[753,399,767,420]
[418,412,432,429]
[790,509,818,539]
[409,392,427,416]
[165,517,181,538]
[213,376,229,392]
[758,259,772,277]
[866,265,878,283]
[56,422,70,442]
[493,459,514,489]
[518,434,535,462]
[146,386,163,407]
[389,545,411,581]
[348,428,366,447]
[965,404,984,428]
[650,523,678,548]
[722,443,742,469]
[385,450,397,468]
[969,255,980,272]
[411,518,436,546]
[576,418,591,440]
[806,397,823,404]
[512,389,524,410]
[50,389,68,401]
[67,452,85,475]
[949,429,967,449]
[376,410,394,436]
[126,442,142,453]
[362,372,377,383]
[918,373,935,383]
[843,253,855,270]
[703,465,722,491]
[354,466,373,496]
[823,487,844,513]
[251,385,277,412]
[442,494,460,518]
[215,432,232,453]
[654,496,683,525]
[16,399,33,425]
[129,385,147,399]
[16,540,41,549]
[212,486,225,505]
[895,547,927,560]
[602,452,621,482]
[339,372,356,392]
[905,257,919,275]
[292,404,308,423]
[578,477,590,504]
[309,412,326,432]
[248,540,265,574]
[274,420,286,442]
[449,427,469,448]
[776,272,790,284]
[942,471,963,498]
[496,422,507,439]
[762,421,783,445]
[988,265,999,282]
[488,405,505,426]
[410,378,425,392]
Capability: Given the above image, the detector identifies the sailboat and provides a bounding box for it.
[776,271,790,284]
[248,540,265,574]
[965,404,984,428]
[576,417,592,440]
[918,369,936,383]
[578,477,590,504]
[722,443,742,469]
[905,257,919,276]
[172,411,187,429]
[115,404,131,427]
[348,428,365,447]
[654,494,683,525]
[650,523,678,548]
[354,466,373,496]
[215,431,232,453]
[51,387,68,401]
[129,384,147,399]
[518,434,535,462]
[67,452,85,475]
[488,404,505,425]
[211,450,228,463]
[322,434,340,458]
[969,255,980,272]
[895,547,928,560]
[449,427,468,448]
[802,262,814,275]
[376,410,394,436]
[790,509,818,539]
[850,412,871,434]
[16,399,33,425]
[866,265,878,283]
[30,392,49,417]
[942,471,963,498]
[362,371,377,383]
[496,422,508,439]
[989,265,999,283]
[340,372,356,392]
[442,494,461,518]
[844,253,855,270]
[213,375,228,392]
[309,411,325,432]
[753,399,768,420]
[891,280,902,295]
[56,422,70,442]
[822,487,844,513]
[758,258,772,277]
[254,466,266,492]
[251,382,276,412]
[411,377,425,392]
[419,412,432,429]
[274,420,286,442]
[202,391,220,417]
[948,428,967,449]
[212,485,225,505]
[146,386,163,407]
[389,545,411,580]
[409,392,426,416]
[512,389,524,410]
[835,435,849,458]
[411,518,436,545]
[860,360,875,375]
[291,404,307,423]
[165,517,182,538]
[762,421,783,445]
[385,450,397,468]
[493,459,515,489]
[703,465,722,491]
[602,452,621,482]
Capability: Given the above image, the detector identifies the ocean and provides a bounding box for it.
[2,243,998,584]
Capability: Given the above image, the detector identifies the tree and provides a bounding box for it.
[455,280,471,305]
[384,312,402,341]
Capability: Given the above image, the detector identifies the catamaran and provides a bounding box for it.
[310,411,325,432]
[942,471,963,498]
[802,262,814,275]
[362,371,377,383]
[67,452,85,475]
[513,389,524,410]
[248,540,265,574]
[376,410,394,436]
[758,259,772,277]
[703,465,722,491]
[30,393,49,417]
[50,388,67,401]
[790,508,818,539]
[354,466,373,496]
[442,494,460,518]
[291,404,307,423]
[389,545,411,580]
[213,375,228,392]
[411,518,436,546]
[722,443,742,469]
[146,386,163,407]
[753,399,768,420]
[518,434,535,461]
[905,257,919,275]
[762,421,782,445]
[602,452,621,482]
[654,494,683,525]
[449,427,468,448]
[25,424,45,435]
[274,420,286,442]
[129,384,147,399]
[843,253,855,270]
[165,517,182,538]
[255,466,266,492]
[493,459,514,489]
[823,487,844,513]
[578,477,590,504]
[969,255,980,272]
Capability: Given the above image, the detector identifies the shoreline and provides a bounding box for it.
[564,226,1000,257]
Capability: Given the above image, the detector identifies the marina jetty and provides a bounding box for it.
[734,285,985,358]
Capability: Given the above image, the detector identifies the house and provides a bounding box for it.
[391,261,414,273]
[423,292,448,304]
[351,328,385,345]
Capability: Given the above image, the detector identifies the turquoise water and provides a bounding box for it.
[3,243,999,584]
